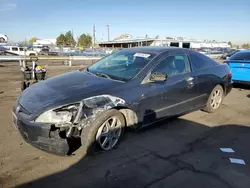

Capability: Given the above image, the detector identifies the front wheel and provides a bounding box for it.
[203,85,224,113]
[81,109,125,155]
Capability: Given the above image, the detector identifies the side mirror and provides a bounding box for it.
[150,72,167,82]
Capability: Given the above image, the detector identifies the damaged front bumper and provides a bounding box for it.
[13,94,127,155]
[13,111,71,155]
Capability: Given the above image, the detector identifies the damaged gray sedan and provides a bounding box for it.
[12,47,232,155]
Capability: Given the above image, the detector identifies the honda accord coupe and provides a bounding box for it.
[12,47,233,155]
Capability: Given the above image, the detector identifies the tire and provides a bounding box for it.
[81,109,125,155]
[21,81,26,91]
[0,37,5,43]
[203,85,224,113]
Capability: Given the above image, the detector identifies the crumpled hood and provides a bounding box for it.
[19,71,122,114]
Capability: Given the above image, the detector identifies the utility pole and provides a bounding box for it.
[106,24,110,41]
[71,28,75,47]
[93,24,96,49]
[24,37,27,56]
[101,34,104,42]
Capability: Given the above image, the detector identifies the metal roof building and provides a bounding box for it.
[98,38,230,49]
[98,38,155,48]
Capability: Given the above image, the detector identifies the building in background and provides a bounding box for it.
[98,35,230,49]
[33,39,56,45]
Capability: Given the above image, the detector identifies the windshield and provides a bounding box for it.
[87,50,156,82]
[230,52,250,61]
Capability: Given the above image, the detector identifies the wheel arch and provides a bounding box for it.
[219,83,226,96]
[76,94,139,130]
[112,106,139,129]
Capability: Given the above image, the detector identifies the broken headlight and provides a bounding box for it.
[35,104,80,124]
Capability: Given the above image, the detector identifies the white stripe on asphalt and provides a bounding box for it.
[229,158,246,165]
[220,148,235,153]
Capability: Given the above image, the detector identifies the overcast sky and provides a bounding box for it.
[1,0,250,44]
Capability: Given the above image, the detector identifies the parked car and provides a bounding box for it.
[32,44,48,53]
[39,47,59,56]
[0,48,19,61]
[4,46,37,56]
[12,47,233,155]
[221,49,235,59]
[224,50,250,84]
[221,49,245,60]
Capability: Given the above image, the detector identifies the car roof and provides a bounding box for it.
[122,46,189,54]
[234,50,250,54]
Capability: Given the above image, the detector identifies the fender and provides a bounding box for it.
[70,95,127,129]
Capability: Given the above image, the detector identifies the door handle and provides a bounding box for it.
[186,77,194,88]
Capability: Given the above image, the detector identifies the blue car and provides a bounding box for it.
[12,47,233,155]
[224,50,250,84]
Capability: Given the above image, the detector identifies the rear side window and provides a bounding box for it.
[189,52,214,71]
[12,47,18,51]
[230,52,250,60]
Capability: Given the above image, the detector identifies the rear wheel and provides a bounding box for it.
[81,109,125,155]
[203,85,224,113]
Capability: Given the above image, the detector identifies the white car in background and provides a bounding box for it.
[32,44,44,52]
[4,46,38,56]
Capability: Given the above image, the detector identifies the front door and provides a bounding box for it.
[140,53,199,126]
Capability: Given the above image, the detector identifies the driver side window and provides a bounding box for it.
[152,54,190,77]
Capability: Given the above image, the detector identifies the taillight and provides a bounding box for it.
[228,72,232,77]
[223,61,229,65]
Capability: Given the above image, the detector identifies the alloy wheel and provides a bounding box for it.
[210,89,222,109]
[96,116,122,151]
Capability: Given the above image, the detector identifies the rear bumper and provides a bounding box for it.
[13,112,70,155]
[231,71,250,83]
[225,81,233,96]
